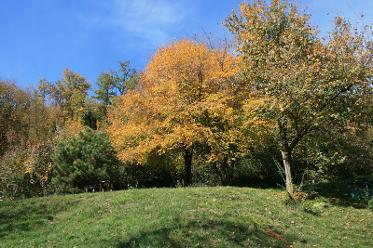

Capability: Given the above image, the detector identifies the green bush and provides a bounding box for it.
[294,127,373,183]
[52,128,123,193]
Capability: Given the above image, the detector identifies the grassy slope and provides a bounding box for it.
[0,187,372,248]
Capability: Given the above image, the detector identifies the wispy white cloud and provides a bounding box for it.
[100,0,186,45]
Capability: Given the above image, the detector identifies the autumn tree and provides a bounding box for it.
[0,81,31,155]
[0,81,56,197]
[39,69,90,136]
[0,81,53,152]
[53,69,90,121]
[226,0,372,198]
[107,40,241,186]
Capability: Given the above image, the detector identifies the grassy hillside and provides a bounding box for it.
[0,187,372,248]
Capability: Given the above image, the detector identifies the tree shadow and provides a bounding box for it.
[302,178,373,209]
[114,217,297,248]
[0,197,80,238]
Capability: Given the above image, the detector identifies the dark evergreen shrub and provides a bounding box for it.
[52,128,123,193]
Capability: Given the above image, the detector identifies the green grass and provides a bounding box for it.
[1,187,372,247]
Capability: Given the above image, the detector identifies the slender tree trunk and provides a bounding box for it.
[183,148,193,186]
[221,158,231,186]
[280,148,294,199]
[212,163,225,185]
[278,118,295,199]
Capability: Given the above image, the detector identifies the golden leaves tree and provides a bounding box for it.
[107,40,243,186]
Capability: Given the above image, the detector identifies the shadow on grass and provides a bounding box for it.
[115,218,297,248]
[0,197,79,238]
[302,177,373,209]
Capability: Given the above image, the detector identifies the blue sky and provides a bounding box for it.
[0,0,372,89]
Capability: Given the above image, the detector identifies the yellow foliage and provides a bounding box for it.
[57,119,85,140]
[107,39,246,165]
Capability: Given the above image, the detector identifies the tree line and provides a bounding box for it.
[0,0,372,199]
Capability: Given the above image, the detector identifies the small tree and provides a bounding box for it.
[52,128,122,193]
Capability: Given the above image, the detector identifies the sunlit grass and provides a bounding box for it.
[1,187,372,247]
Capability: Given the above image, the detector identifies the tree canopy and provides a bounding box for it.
[0,0,371,199]
[226,0,373,197]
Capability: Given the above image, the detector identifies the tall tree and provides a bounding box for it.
[226,0,372,198]
[112,61,138,95]
[40,69,90,133]
[94,62,138,120]
[95,72,117,106]
[54,69,90,121]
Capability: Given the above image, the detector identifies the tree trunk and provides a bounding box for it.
[278,118,295,199]
[183,148,193,186]
[280,148,294,199]
[212,163,225,185]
